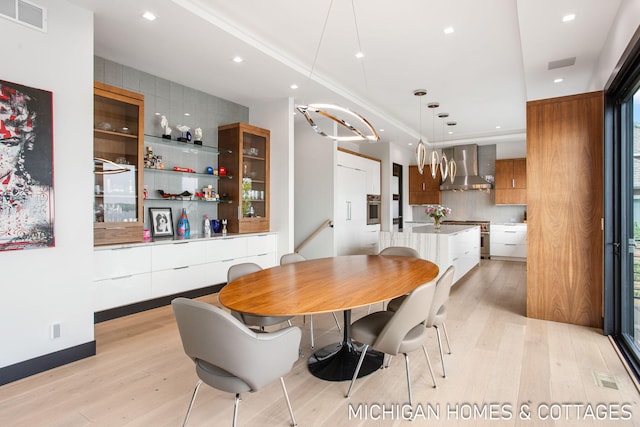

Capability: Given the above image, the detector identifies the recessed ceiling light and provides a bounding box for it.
[562,14,576,22]
[448,131,453,135]
[142,11,156,21]
[408,142,414,146]
[444,26,454,34]
[496,125,501,129]
[232,56,243,63]
[184,113,191,116]
[290,84,298,89]
[379,129,385,132]
[554,78,564,83]
[154,112,161,116]
[355,52,364,59]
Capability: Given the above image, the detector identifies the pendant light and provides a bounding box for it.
[414,89,427,174]
[446,120,458,184]
[296,0,380,142]
[428,102,440,179]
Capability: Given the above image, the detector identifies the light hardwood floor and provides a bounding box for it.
[1,260,639,426]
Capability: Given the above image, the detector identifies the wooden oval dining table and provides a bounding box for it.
[218,254,439,381]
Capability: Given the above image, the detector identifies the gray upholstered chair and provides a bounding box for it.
[388,265,456,378]
[280,253,341,348]
[345,280,437,405]
[172,298,301,426]
[227,262,294,329]
[378,246,420,257]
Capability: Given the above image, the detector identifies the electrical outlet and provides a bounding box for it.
[51,323,61,339]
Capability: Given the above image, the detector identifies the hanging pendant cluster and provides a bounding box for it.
[413,90,456,184]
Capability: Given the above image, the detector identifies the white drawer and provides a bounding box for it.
[93,272,152,311]
[151,263,210,298]
[246,252,277,269]
[206,237,247,262]
[491,242,527,258]
[93,246,151,281]
[492,230,527,245]
[246,234,277,256]
[151,240,207,271]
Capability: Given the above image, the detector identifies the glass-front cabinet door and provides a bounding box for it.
[93,82,144,245]
[218,122,270,234]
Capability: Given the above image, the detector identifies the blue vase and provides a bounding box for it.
[211,219,221,234]
[177,208,190,238]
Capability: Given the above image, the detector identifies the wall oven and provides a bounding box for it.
[366,194,381,225]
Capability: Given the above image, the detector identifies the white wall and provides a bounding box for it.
[0,1,94,368]
[591,0,640,90]
[294,120,336,259]
[250,98,294,259]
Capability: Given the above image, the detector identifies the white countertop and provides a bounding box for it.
[394,224,479,235]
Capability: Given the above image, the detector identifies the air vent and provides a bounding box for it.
[0,0,47,32]
[593,371,620,390]
[548,57,576,70]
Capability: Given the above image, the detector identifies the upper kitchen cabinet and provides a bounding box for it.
[93,82,144,246]
[337,148,381,195]
[495,158,526,205]
[409,165,441,205]
[217,122,270,234]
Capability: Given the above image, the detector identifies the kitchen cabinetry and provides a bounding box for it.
[92,233,277,312]
[218,123,270,234]
[408,165,441,205]
[335,150,381,255]
[495,158,526,205]
[93,82,144,246]
[490,224,527,260]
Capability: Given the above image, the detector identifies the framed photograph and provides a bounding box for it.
[149,208,174,238]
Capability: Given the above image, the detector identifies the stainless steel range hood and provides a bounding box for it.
[439,144,492,191]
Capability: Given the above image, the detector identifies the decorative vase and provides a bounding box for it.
[177,208,190,238]
[433,217,441,230]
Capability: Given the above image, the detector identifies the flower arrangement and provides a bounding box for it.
[425,205,451,229]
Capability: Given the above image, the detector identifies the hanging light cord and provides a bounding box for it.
[309,0,334,80]
[351,0,369,94]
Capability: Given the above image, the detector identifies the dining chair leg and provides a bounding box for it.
[346,344,369,398]
[232,393,241,427]
[280,377,297,427]
[310,315,315,349]
[385,355,393,368]
[434,325,446,378]
[182,380,203,427]
[287,319,293,327]
[422,345,437,388]
[404,353,413,407]
[442,322,452,354]
[332,312,342,332]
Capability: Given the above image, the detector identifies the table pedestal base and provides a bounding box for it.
[307,309,383,381]
[308,341,383,381]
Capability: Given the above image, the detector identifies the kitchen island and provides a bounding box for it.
[380,224,480,284]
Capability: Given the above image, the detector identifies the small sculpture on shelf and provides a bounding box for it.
[160,115,172,140]
[176,125,191,143]
[194,127,203,145]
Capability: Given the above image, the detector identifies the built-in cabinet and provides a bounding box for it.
[92,233,277,312]
[335,149,381,255]
[408,165,441,205]
[93,82,145,245]
[495,158,526,205]
[490,223,527,260]
[218,123,270,234]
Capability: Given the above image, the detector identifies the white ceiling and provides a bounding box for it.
[69,0,623,148]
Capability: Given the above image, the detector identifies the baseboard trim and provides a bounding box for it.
[0,341,96,386]
[94,283,225,323]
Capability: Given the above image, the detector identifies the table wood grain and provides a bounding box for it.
[219,255,439,316]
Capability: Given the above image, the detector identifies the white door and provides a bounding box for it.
[335,165,366,255]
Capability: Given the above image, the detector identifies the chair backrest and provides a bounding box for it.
[426,265,456,326]
[280,252,306,265]
[373,280,436,355]
[379,246,420,257]
[172,297,301,391]
[227,262,262,283]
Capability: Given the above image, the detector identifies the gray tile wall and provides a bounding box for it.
[94,57,250,237]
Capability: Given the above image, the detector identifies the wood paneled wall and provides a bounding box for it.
[526,91,604,328]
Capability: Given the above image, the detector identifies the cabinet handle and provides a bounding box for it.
[237,206,242,220]
[221,258,236,262]
[173,266,189,270]
[505,231,517,233]
[111,246,132,251]
[111,274,133,280]
[173,241,190,244]
[512,179,515,188]
[422,182,425,191]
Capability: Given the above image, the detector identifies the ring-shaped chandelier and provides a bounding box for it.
[296,103,380,142]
